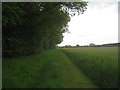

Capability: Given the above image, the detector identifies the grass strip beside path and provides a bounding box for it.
[3,49,96,88]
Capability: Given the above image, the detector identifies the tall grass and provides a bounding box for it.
[3,49,97,88]
[62,47,118,88]
[3,49,63,88]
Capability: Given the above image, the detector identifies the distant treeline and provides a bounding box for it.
[3,2,87,58]
[97,43,120,47]
[60,43,120,48]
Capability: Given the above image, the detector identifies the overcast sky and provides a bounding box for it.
[58,0,119,46]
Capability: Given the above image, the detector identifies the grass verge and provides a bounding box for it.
[3,49,96,88]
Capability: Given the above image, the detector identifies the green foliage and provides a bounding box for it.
[2,2,88,57]
[76,44,80,47]
[62,47,118,88]
[2,2,25,26]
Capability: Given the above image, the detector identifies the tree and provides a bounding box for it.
[89,43,95,47]
[2,2,88,57]
[76,44,80,47]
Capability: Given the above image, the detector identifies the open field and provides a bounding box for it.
[3,47,118,88]
[3,49,96,88]
[62,47,118,88]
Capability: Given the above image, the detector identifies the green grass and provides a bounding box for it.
[3,50,61,88]
[62,47,118,88]
[3,49,96,88]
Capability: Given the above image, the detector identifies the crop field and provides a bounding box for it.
[3,47,118,88]
[62,47,118,88]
